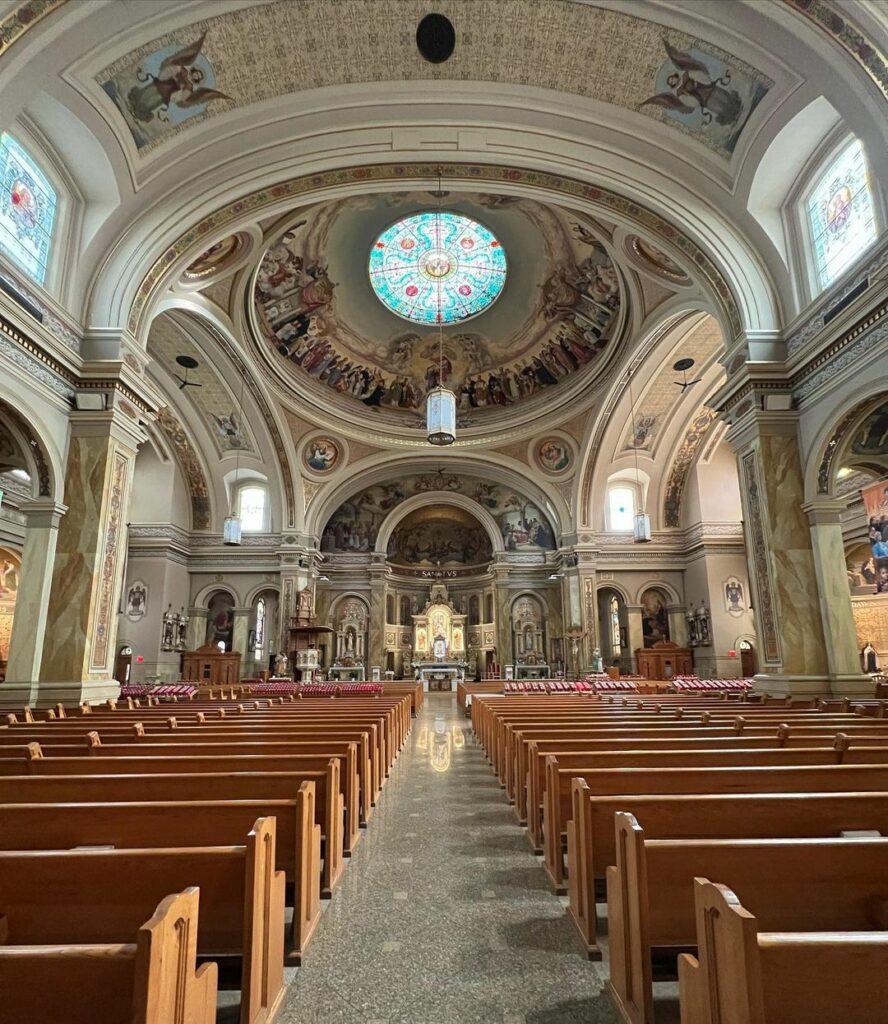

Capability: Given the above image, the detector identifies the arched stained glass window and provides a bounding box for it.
[607,485,635,532]
[369,211,507,324]
[609,596,622,656]
[806,138,877,291]
[255,598,267,660]
[237,485,267,532]
[0,133,56,285]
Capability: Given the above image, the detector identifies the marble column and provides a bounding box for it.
[232,606,251,665]
[667,604,689,647]
[626,604,644,673]
[368,570,386,677]
[185,607,209,650]
[730,412,831,696]
[804,498,873,695]
[493,568,512,666]
[3,499,67,695]
[39,409,142,696]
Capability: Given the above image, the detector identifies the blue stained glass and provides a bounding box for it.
[369,211,507,324]
[0,132,56,285]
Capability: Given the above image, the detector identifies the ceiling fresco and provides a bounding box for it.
[321,471,557,554]
[95,1,772,159]
[387,506,493,567]
[253,191,622,422]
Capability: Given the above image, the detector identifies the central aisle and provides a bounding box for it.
[281,693,618,1024]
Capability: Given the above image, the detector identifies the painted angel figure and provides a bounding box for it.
[127,33,231,125]
[641,40,742,127]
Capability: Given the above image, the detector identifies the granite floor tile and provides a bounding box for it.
[278,693,617,1024]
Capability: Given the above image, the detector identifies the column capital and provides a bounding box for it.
[725,405,799,452]
[19,498,67,529]
[801,498,847,526]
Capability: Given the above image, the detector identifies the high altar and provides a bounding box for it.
[411,583,468,691]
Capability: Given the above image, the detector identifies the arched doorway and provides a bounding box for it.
[739,639,757,677]
[0,548,22,681]
[597,587,628,672]
[114,644,133,685]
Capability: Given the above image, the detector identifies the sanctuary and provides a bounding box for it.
[0,2,887,1023]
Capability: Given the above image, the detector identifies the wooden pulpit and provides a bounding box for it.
[635,640,693,680]
[181,644,242,685]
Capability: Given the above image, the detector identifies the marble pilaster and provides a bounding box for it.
[368,572,386,676]
[39,410,142,686]
[667,604,689,647]
[3,499,66,693]
[186,607,209,650]
[493,569,512,665]
[232,606,251,661]
[805,499,874,696]
[731,413,831,696]
[625,604,644,673]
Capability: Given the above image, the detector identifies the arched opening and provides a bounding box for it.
[598,587,628,672]
[0,548,22,681]
[206,590,235,651]
[738,638,757,677]
[114,644,133,686]
[640,588,670,647]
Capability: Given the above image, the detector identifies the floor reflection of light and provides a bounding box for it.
[430,733,452,773]
[452,726,465,749]
[417,726,429,752]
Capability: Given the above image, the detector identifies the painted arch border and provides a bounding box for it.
[126,162,744,344]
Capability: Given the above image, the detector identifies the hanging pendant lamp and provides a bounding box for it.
[224,369,247,545]
[426,170,456,446]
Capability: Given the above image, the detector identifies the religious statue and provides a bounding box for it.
[161,604,177,651]
[591,647,604,673]
[274,651,289,677]
[862,641,878,674]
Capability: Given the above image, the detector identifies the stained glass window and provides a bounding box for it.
[255,598,267,659]
[608,486,635,532]
[238,485,266,532]
[806,138,877,291]
[0,133,56,285]
[369,211,507,324]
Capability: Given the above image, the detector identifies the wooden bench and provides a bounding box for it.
[566,783,888,957]
[0,764,344,896]
[0,786,321,962]
[517,730,888,828]
[0,887,217,1024]
[606,813,888,1024]
[678,878,888,1024]
[543,761,888,890]
[0,816,286,1024]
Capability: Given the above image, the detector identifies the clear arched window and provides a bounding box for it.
[237,485,267,532]
[806,137,877,291]
[607,485,636,532]
[254,598,267,660]
[0,132,57,285]
[610,596,622,655]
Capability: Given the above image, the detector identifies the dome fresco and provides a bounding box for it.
[252,192,624,423]
[369,211,507,325]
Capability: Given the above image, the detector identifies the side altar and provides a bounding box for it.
[411,582,468,692]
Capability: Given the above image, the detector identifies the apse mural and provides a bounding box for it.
[640,588,670,647]
[321,472,556,553]
[387,507,493,567]
[253,192,621,419]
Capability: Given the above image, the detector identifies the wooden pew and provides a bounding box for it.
[0,747,360,861]
[0,787,321,962]
[678,879,888,1024]
[0,817,286,1024]
[543,761,888,890]
[566,784,888,957]
[518,730,888,828]
[8,740,364,852]
[606,813,888,1024]
[0,887,217,1024]
[0,764,344,897]
[0,724,380,817]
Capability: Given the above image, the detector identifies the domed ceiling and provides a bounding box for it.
[251,191,624,426]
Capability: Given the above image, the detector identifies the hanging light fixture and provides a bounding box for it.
[426,169,456,446]
[223,368,247,545]
[627,362,651,543]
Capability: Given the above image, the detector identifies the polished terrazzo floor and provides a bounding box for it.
[279,693,619,1024]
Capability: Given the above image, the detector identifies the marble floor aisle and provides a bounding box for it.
[279,693,618,1024]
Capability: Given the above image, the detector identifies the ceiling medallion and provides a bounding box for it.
[368,210,507,325]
